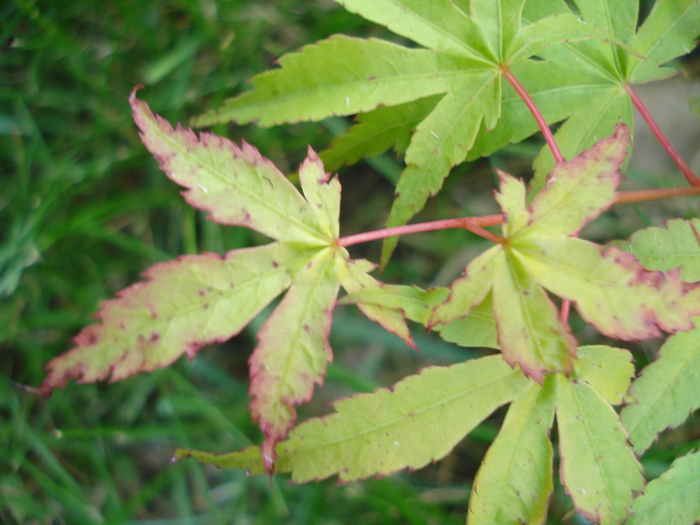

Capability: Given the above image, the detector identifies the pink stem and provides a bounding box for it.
[625,84,700,187]
[337,187,700,248]
[338,215,503,247]
[501,65,564,164]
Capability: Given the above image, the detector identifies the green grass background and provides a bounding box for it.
[1,0,698,523]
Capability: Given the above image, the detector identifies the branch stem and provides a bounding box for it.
[625,84,700,186]
[501,64,564,163]
[338,186,700,248]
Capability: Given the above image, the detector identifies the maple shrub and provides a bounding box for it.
[40,1,700,524]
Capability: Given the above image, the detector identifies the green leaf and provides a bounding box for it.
[194,0,608,266]
[249,248,342,471]
[130,91,329,247]
[626,451,700,525]
[624,218,700,283]
[516,0,700,188]
[339,259,428,348]
[556,374,644,525]
[175,355,530,482]
[575,345,634,406]
[319,95,441,172]
[467,378,555,525]
[433,296,499,350]
[42,243,292,393]
[193,35,467,127]
[620,318,700,455]
[518,125,627,238]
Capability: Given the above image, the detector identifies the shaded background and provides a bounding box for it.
[2,0,699,523]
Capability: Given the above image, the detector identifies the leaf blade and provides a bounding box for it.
[130,92,326,246]
[249,248,342,471]
[556,375,644,524]
[179,355,529,482]
[620,318,700,455]
[42,244,293,393]
[468,378,555,525]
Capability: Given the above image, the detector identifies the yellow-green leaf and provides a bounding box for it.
[556,375,644,525]
[176,355,530,483]
[468,378,555,525]
[621,318,700,455]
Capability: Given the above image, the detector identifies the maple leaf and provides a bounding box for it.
[42,91,393,472]
[430,125,700,382]
[473,0,700,189]
[191,0,623,267]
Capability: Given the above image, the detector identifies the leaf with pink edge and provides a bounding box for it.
[42,244,293,394]
[249,247,342,472]
[556,374,644,525]
[130,90,329,247]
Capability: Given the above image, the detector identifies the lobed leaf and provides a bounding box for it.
[620,318,700,455]
[521,0,699,187]
[176,355,530,482]
[249,248,342,472]
[467,378,555,525]
[626,450,700,525]
[624,218,700,283]
[42,244,293,394]
[556,375,644,525]
[130,92,328,247]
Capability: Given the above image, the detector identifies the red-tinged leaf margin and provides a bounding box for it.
[42,245,292,396]
[248,249,342,473]
[130,88,325,246]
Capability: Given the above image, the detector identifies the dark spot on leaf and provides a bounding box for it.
[303,324,311,333]
[150,333,160,344]
[203,303,209,310]
[272,260,279,268]
[198,290,206,296]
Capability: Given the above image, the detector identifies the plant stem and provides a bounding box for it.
[614,185,700,204]
[338,186,700,248]
[339,215,503,247]
[501,65,564,163]
[625,84,700,187]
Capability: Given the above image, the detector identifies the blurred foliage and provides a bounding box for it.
[1,0,698,523]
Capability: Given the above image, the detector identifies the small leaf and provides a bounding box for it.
[620,318,700,455]
[42,244,293,394]
[433,296,499,350]
[625,218,700,283]
[575,345,634,406]
[339,259,421,348]
[249,248,342,471]
[130,91,328,247]
[556,374,644,525]
[319,95,441,172]
[468,378,555,525]
[626,450,700,525]
[177,355,530,483]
